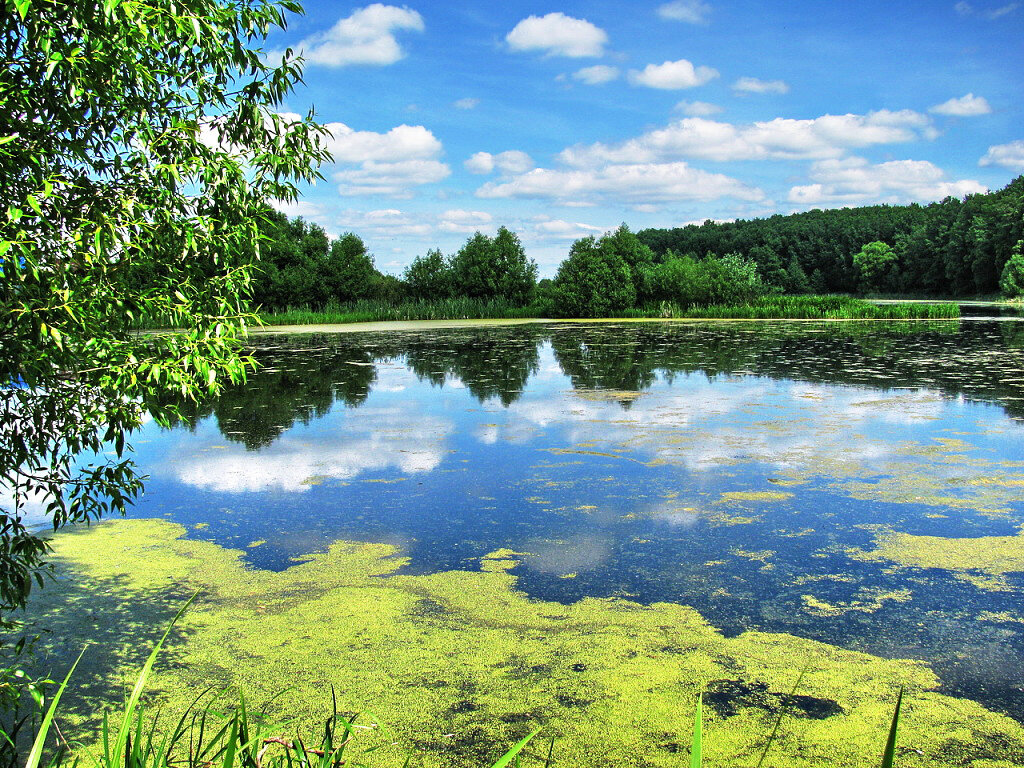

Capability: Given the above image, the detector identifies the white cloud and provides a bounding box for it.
[464,150,535,175]
[732,77,790,95]
[531,217,606,240]
[322,122,441,163]
[270,4,424,67]
[929,93,992,116]
[321,122,450,197]
[336,208,433,237]
[955,0,1020,16]
[628,59,719,89]
[674,100,723,116]
[572,65,620,85]
[438,209,494,233]
[657,0,712,23]
[476,162,764,205]
[334,159,450,197]
[788,156,987,206]
[557,110,934,166]
[454,97,480,110]
[979,140,1024,169]
[506,13,608,58]
[270,199,325,218]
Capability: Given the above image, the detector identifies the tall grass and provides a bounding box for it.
[258,298,543,326]
[625,295,961,320]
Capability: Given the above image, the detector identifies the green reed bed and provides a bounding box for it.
[626,295,962,320]
[259,298,542,326]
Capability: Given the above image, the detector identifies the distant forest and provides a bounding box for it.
[250,175,1024,314]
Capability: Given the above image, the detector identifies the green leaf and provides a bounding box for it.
[490,728,541,768]
[12,0,30,20]
[689,691,702,768]
[880,687,904,768]
[26,647,87,768]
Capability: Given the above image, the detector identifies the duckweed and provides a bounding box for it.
[25,519,1024,768]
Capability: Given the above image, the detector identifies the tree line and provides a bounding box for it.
[250,175,1024,317]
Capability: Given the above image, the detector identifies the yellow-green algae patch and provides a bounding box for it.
[719,491,793,503]
[857,528,1024,580]
[27,519,1024,768]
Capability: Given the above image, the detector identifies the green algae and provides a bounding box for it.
[719,491,793,503]
[856,528,1024,586]
[800,588,912,617]
[25,519,1024,768]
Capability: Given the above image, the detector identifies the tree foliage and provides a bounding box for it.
[1000,243,1024,299]
[638,177,1024,297]
[0,0,327,613]
[853,241,899,294]
[551,235,635,317]
[450,227,537,304]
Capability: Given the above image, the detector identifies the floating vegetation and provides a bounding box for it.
[720,491,793,503]
[858,529,1024,578]
[24,519,1024,767]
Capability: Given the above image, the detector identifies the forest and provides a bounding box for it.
[249,175,1024,318]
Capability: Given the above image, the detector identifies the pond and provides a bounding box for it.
[32,318,1024,766]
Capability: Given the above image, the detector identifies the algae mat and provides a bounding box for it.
[30,519,1024,767]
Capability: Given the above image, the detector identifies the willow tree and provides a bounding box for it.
[0,0,328,615]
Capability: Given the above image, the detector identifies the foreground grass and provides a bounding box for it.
[253,295,959,327]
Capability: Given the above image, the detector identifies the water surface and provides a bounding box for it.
[125,319,1024,718]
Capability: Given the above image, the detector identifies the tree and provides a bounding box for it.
[0,0,327,620]
[1000,243,1024,299]
[552,236,635,317]
[853,241,899,294]
[325,233,380,303]
[449,228,537,303]
[404,249,453,300]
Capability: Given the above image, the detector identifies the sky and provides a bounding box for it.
[262,0,1024,276]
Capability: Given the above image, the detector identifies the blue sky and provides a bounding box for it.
[263,0,1024,276]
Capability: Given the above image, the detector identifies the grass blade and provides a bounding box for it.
[112,591,199,767]
[689,691,702,768]
[880,687,904,768]
[490,727,541,768]
[25,647,87,768]
[755,659,812,768]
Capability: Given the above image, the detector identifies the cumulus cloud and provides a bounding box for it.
[269,4,424,67]
[476,162,764,205]
[438,209,494,233]
[454,97,480,110]
[334,159,450,197]
[979,140,1024,169]
[929,93,992,116]
[506,13,608,58]
[628,59,719,89]
[657,0,712,23]
[336,208,433,237]
[557,110,934,166]
[675,100,723,116]
[531,217,606,240]
[321,122,450,197]
[732,77,790,95]
[788,156,987,206]
[464,150,535,175]
[955,1,1019,17]
[572,65,620,85]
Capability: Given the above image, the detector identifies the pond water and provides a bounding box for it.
[112,318,1024,725]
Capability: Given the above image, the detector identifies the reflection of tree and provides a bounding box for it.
[159,336,377,449]
[161,319,1024,449]
[399,326,542,406]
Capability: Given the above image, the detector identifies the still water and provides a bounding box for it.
[126,319,1024,719]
